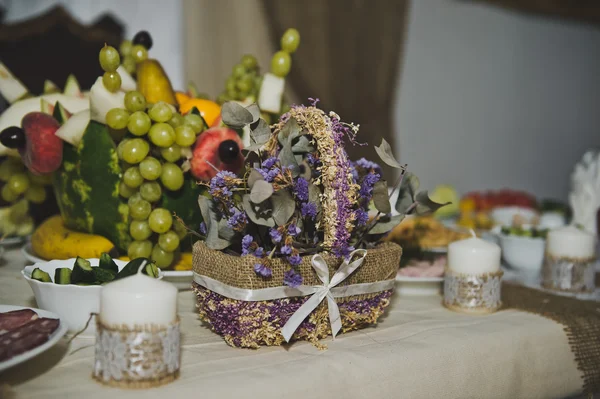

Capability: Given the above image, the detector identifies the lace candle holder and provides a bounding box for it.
[93,318,180,389]
[541,254,596,293]
[443,268,503,314]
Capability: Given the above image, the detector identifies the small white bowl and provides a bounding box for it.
[491,206,539,227]
[498,233,545,283]
[22,258,159,335]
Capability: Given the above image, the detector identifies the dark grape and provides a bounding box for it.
[218,140,240,164]
[0,127,26,149]
[133,31,153,50]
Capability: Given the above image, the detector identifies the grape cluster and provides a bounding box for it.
[216,28,300,110]
[118,31,153,75]
[217,54,261,104]
[101,46,200,268]
[99,45,122,93]
[0,157,51,236]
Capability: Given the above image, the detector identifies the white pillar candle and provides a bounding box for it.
[100,265,177,327]
[546,225,596,259]
[448,232,501,274]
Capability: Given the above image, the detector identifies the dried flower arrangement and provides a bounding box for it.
[190,98,447,347]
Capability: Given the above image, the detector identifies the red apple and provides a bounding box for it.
[191,127,244,181]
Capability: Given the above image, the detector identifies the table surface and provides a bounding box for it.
[0,247,583,399]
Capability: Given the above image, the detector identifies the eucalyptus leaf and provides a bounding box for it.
[218,219,235,240]
[278,117,300,145]
[243,194,275,227]
[198,196,231,249]
[250,180,273,203]
[395,172,420,214]
[246,103,260,123]
[374,138,403,169]
[271,190,295,225]
[372,180,391,214]
[291,136,314,153]
[247,169,264,189]
[414,190,450,215]
[250,119,271,145]
[221,101,253,128]
[278,142,298,170]
[243,143,264,154]
[369,214,404,235]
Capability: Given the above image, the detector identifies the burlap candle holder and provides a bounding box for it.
[443,268,503,314]
[93,318,180,389]
[541,253,596,293]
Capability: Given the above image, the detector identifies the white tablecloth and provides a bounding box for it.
[0,247,583,399]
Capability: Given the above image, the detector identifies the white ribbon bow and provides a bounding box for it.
[280,249,367,342]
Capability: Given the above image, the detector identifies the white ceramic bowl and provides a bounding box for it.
[21,258,155,335]
[491,206,539,227]
[498,232,546,283]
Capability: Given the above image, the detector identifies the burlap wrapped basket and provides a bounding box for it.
[192,241,402,348]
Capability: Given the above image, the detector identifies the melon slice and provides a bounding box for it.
[64,74,83,97]
[258,73,284,114]
[0,62,29,103]
[89,77,125,124]
[117,66,136,92]
[55,109,91,146]
[43,80,60,94]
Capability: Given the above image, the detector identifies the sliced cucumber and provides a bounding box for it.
[31,268,52,283]
[115,258,158,280]
[54,268,72,285]
[93,267,116,284]
[71,257,95,284]
[145,262,159,278]
[99,252,119,273]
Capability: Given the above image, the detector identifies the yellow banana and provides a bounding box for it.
[31,215,115,260]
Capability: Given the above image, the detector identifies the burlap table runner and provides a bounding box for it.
[502,282,600,394]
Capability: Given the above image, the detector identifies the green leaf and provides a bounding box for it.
[218,218,235,240]
[374,138,403,169]
[247,169,264,189]
[395,173,420,214]
[291,136,314,153]
[372,180,391,214]
[278,117,301,144]
[198,196,230,250]
[369,214,404,235]
[271,190,295,226]
[242,194,275,227]
[246,103,260,123]
[221,101,253,128]
[250,119,271,145]
[250,180,273,203]
[414,191,450,215]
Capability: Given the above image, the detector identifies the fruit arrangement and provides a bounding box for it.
[386,216,470,251]
[0,29,300,269]
[500,225,548,239]
[457,189,537,230]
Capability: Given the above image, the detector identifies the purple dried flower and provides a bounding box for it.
[355,158,381,172]
[287,254,302,266]
[241,234,253,255]
[253,263,272,278]
[262,157,279,169]
[227,208,247,230]
[257,167,281,183]
[301,202,318,219]
[209,170,237,198]
[283,269,303,288]
[355,209,369,226]
[287,224,301,237]
[306,153,319,166]
[269,228,283,243]
[359,172,381,199]
[280,245,292,256]
[199,222,207,235]
[254,247,264,257]
[294,177,309,202]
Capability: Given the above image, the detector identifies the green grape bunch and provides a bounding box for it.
[100,38,194,268]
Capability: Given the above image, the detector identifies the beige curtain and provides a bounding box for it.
[184,0,411,179]
[473,0,600,26]
[262,0,411,180]
[183,0,288,100]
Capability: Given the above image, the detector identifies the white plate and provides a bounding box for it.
[0,305,68,372]
[0,236,26,247]
[22,243,193,290]
[395,275,444,296]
